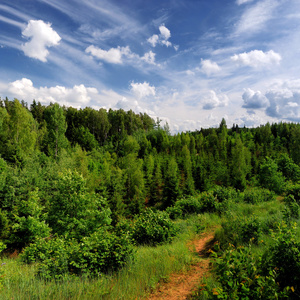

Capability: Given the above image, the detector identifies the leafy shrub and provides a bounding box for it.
[277,154,300,183]
[47,170,111,239]
[259,157,286,194]
[211,186,239,203]
[21,236,69,279]
[21,229,134,279]
[10,189,51,248]
[243,187,276,204]
[262,222,300,298]
[198,192,218,213]
[169,196,202,218]
[216,215,263,248]
[69,229,134,275]
[131,209,178,246]
[285,183,300,202]
[283,195,300,219]
[203,244,291,300]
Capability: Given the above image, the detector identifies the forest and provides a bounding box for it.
[0,98,300,299]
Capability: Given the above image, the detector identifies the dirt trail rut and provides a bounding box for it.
[147,232,214,300]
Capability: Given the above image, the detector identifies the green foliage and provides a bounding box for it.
[10,189,50,247]
[131,209,178,246]
[204,244,290,300]
[283,195,300,219]
[277,154,300,182]
[198,192,219,213]
[43,103,68,158]
[168,196,202,219]
[21,229,134,279]
[216,215,263,247]
[262,222,300,298]
[243,187,276,204]
[259,157,286,194]
[1,99,37,162]
[48,170,111,239]
[285,183,300,202]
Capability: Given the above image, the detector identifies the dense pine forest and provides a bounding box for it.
[0,98,300,299]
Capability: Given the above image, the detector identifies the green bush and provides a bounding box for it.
[262,222,300,298]
[21,229,134,279]
[166,205,183,220]
[132,209,178,246]
[211,186,239,203]
[259,157,286,194]
[47,170,111,239]
[217,215,263,247]
[285,183,300,202]
[284,195,299,219]
[172,196,202,218]
[243,187,276,204]
[69,229,134,275]
[203,244,291,300]
[198,192,219,213]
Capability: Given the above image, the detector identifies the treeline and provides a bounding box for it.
[0,98,300,247]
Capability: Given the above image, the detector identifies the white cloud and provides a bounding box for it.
[130,82,156,99]
[159,25,171,40]
[86,45,158,67]
[202,90,229,110]
[236,0,254,5]
[21,20,61,62]
[142,51,156,65]
[242,88,269,109]
[147,34,159,47]
[147,24,172,48]
[8,78,98,108]
[200,59,221,76]
[235,0,280,35]
[265,87,300,121]
[85,45,132,64]
[231,50,281,68]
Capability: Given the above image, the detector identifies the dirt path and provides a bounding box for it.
[147,232,215,300]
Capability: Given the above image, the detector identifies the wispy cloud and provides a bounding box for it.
[236,0,254,5]
[0,15,24,28]
[234,0,280,36]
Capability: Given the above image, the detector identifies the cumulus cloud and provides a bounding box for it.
[159,25,171,40]
[130,82,156,99]
[242,88,269,109]
[202,90,229,110]
[86,45,158,66]
[231,50,281,68]
[147,24,173,48]
[142,51,156,65]
[21,20,61,62]
[8,78,98,108]
[265,88,300,121]
[85,45,133,64]
[200,59,221,76]
[241,80,300,122]
[147,34,159,47]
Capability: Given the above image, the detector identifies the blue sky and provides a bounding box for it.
[1,0,300,132]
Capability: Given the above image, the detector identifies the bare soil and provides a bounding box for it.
[147,232,215,300]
